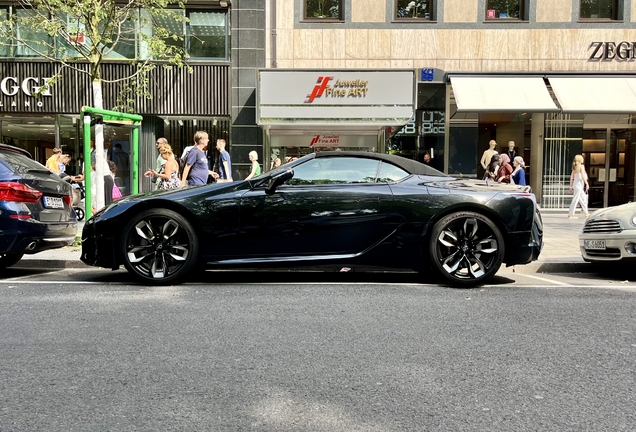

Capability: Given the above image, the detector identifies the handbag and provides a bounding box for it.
[112,183,123,200]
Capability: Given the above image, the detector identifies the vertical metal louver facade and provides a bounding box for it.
[0,61,230,116]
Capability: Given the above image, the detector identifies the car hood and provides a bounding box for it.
[588,202,636,222]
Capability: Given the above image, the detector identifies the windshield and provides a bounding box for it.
[0,150,50,174]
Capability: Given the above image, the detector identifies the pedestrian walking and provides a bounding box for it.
[45,147,62,173]
[568,154,590,219]
[245,150,261,180]
[181,131,217,187]
[151,146,181,190]
[216,139,233,182]
[496,153,513,183]
[511,156,526,186]
[144,137,168,190]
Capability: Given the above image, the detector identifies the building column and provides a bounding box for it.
[530,113,544,206]
[231,0,266,181]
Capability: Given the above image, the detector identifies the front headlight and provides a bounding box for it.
[631,214,636,227]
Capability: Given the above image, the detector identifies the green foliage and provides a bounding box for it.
[0,0,190,109]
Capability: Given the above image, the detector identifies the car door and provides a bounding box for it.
[238,156,395,258]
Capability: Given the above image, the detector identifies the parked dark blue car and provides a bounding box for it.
[0,144,77,269]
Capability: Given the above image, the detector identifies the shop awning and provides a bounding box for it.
[548,77,636,113]
[450,76,559,112]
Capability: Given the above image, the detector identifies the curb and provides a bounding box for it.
[15,259,89,270]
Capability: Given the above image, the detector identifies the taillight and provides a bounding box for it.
[0,182,43,203]
[63,194,72,206]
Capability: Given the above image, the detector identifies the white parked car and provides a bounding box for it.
[579,202,636,263]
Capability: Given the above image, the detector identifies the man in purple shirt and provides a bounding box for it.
[181,131,217,187]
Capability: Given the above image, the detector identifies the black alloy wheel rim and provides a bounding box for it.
[125,216,190,279]
[436,217,499,280]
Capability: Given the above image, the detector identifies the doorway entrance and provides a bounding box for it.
[583,128,636,208]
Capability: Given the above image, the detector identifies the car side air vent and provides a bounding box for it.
[582,219,622,234]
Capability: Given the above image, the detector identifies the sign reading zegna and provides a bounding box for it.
[589,42,636,60]
[0,77,53,108]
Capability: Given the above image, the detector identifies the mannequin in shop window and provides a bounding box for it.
[501,141,518,162]
[480,140,499,171]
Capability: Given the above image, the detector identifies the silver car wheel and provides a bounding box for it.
[122,209,198,284]
[430,211,504,286]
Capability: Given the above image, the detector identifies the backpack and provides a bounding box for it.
[179,146,193,179]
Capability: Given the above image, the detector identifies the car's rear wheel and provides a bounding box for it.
[429,211,504,286]
[0,252,24,269]
[120,208,199,285]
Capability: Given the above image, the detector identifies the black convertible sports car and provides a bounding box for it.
[81,151,543,286]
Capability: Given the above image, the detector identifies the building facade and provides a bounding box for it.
[0,0,240,193]
[261,0,636,209]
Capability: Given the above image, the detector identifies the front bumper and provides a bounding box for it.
[80,216,119,269]
[579,231,636,262]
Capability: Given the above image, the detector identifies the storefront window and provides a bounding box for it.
[542,114,584,209]
[485,0,524,19]
[395,0,433,20]
[580,0,618,20]
[304,0,342,20]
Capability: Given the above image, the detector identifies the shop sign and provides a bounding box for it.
[421,111,445,136]
[305,77,369,103]
[310,134,340,146]
[0,76,53,108]
[589,42,636,60]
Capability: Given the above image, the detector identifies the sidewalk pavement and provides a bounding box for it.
[16,208,592,274]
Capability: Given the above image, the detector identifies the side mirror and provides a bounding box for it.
[266,169,293,195]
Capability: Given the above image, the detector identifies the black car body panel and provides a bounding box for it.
[0,144,77,257]
[81,151,543,284]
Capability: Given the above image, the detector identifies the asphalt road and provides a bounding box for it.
[1,271,635,431]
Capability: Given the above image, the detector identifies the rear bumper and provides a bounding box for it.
[505,211,544,266]
[0,219,77,254]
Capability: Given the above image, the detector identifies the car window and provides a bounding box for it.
[0,150,48,174]
[286,157,380,186]
[377,161,410,183]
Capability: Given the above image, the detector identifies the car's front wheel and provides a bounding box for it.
[429,211,504,286]
[120,208,199,285]
[0,252,24,269]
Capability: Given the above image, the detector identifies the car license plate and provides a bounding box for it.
[584,239,606,250]
[43,196,64,209]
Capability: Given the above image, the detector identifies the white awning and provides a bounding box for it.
[548,77,636,113]
[450,76,559,112]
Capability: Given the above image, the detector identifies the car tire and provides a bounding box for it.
[0,252,24,269]
[74,207,85,221]
[429,211,504,286]
[120,208,199,285]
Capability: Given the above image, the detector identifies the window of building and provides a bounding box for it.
[304,0,342,20]
[188,11,228,59]
[0,7,228,61]
[485,0,524,19]
[395,0,433,20]
[15,9,53,57]
[0,7,9,57]
[54,11,137,60]
[141,9,229,60]
[580,0,618,20]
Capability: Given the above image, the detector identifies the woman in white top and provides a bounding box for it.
[568,154,590,219]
